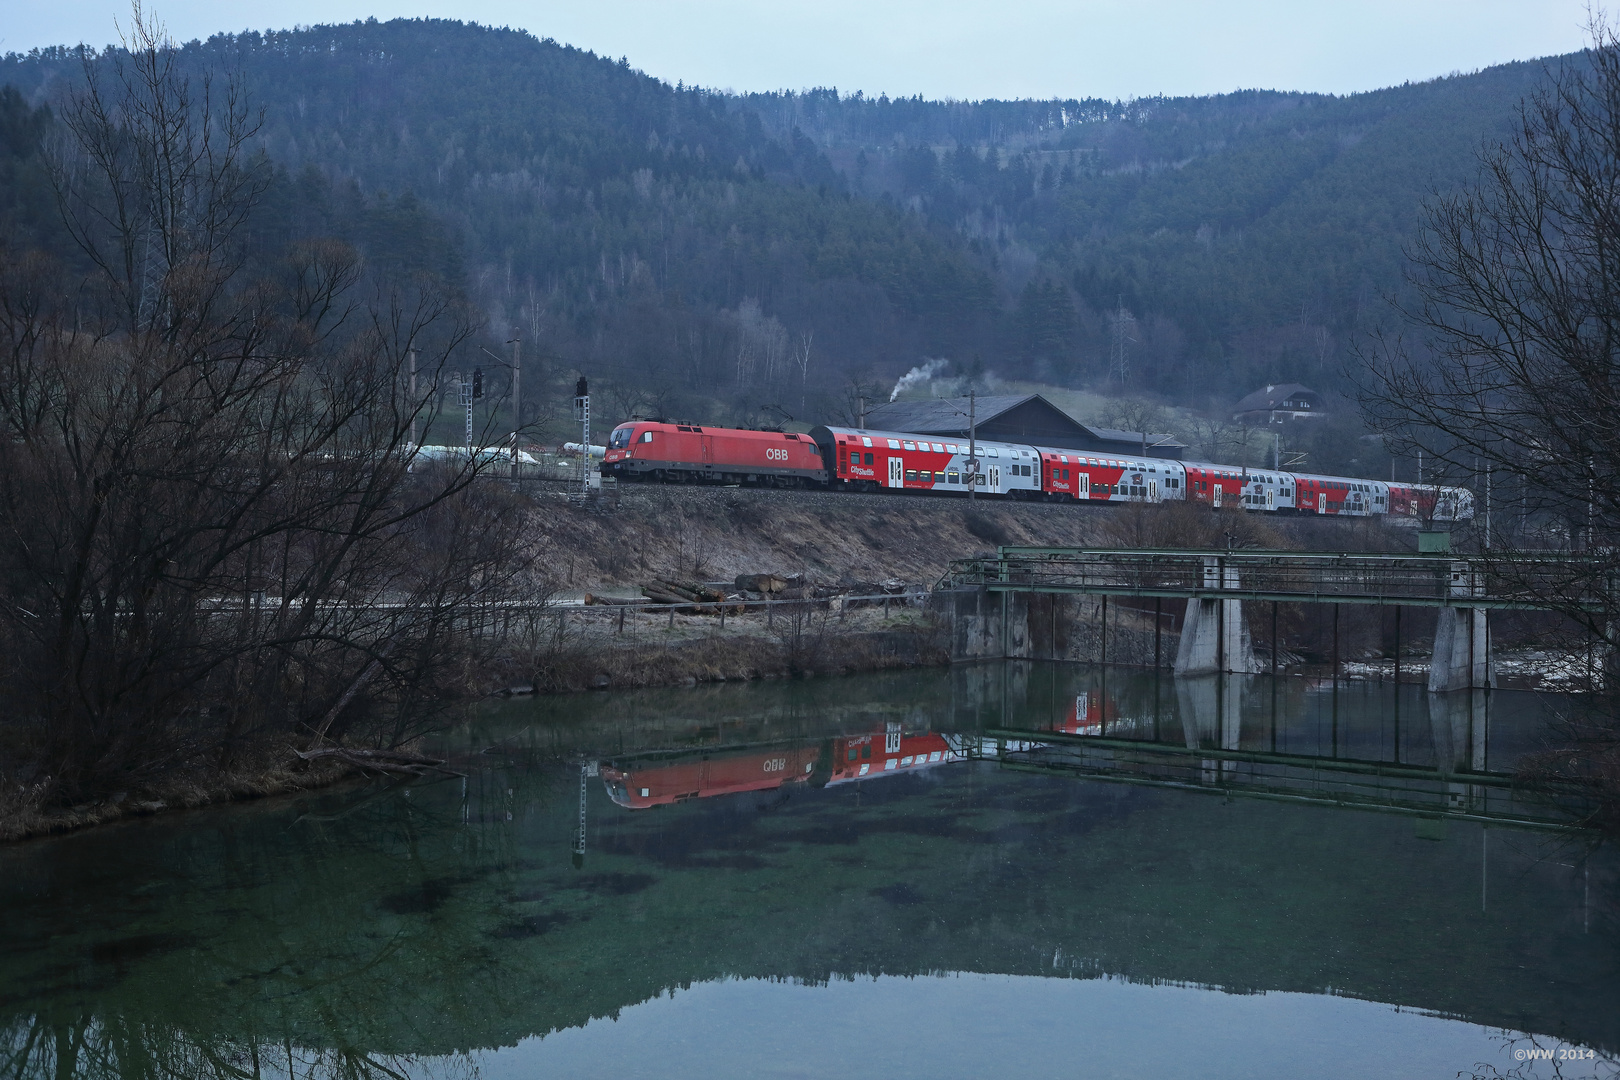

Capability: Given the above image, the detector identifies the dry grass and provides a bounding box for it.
[0,740,363,844]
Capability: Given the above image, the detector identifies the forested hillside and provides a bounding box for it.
[747,67,1547,397]
[0,19,1566,433]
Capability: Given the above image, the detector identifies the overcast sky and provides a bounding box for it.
[2,0,1597,100]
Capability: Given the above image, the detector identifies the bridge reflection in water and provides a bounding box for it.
[951,662,1572,830]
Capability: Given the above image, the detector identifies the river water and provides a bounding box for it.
[1,664,1616,1080]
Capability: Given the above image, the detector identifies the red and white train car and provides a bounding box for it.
[822,729,965,786]
[1291,473,1387,516]
[1034,448,1180,504]
[810,425,1043,497]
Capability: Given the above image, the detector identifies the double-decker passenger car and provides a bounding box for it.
[1034,448,1179,503]
[1292,473,1385,516]
[809,425,1043,497]
[821,729,966,785]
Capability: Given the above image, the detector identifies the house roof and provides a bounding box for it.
[861,394,1041,433]
[862,393,1187,456]
[1232,383,1320,414]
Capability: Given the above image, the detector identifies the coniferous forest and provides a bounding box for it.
[0,18,1559,437]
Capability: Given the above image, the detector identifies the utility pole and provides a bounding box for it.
[968,389,977,502]
[408,349,418,449]
[461,374,474,455]
[1110,295,1135,388]
[510,334,522,480]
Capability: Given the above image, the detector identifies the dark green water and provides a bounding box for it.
[2,665,1616,1080]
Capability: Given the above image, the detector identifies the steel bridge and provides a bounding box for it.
[940,546,1605,611]
[935,547,1609,691]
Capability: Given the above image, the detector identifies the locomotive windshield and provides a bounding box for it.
[609,426,634,449]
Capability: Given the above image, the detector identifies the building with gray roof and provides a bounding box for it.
[861,393,1185,459]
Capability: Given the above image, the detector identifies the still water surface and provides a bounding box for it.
[2,665,1616,1079]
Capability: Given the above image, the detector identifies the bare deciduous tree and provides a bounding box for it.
[1358,21,1620,829]
[0,8,539,818]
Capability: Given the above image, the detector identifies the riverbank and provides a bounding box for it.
[0,493,1455,843]
[0,608,952,843]
[0,743,362,844]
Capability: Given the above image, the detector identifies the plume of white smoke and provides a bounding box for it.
[889,359,949,402]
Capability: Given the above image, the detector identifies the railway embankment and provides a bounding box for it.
[502,484,1423,694]
[523,482,1408,592]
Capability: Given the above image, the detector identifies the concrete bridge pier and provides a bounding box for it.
[1428,562,1494,692]
[1428,607,1492,691]
[1174,557,1255,676]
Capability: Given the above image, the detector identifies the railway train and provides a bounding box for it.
[600,418,1473,521]
[598,726,972,809]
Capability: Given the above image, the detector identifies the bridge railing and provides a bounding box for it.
[938,547,1609,611]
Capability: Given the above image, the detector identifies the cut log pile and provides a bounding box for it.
[580,573,918,614]
[644,578,728,605]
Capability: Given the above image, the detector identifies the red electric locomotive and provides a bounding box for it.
[601,420,825,487]
[600,743,822,808]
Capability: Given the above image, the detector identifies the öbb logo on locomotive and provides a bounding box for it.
[598,418,1472,521]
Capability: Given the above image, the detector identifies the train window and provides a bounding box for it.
[610,428,632,449]
[887,439,901,449]
[640,431,654,443]
[947,470,960,483]
[905,470,917,481]
[921,470,933,481]
[989,447,999,457]
[861,437,873,447]
[864,452,874,465]
[902,441,916,451]
[862,744,871,759]
[1063,469,1071,481]
[932,443,945,453]
[847,746,858,761]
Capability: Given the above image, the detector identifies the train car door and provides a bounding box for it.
[888,456,903,489]
[1077,471,1090,498]
[1267,487,1275,510]
[989,465,1002,494]
[1213,484,1223,509]
[1148,479,1158,502]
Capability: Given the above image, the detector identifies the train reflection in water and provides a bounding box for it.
[594,665,1575,830]
[599,725,978,808]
